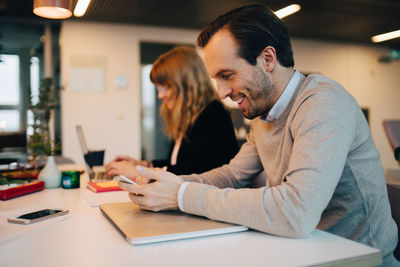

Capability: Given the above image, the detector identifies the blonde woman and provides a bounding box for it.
[106,46,238,177]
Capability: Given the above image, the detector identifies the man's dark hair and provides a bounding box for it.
[197,4,294,67]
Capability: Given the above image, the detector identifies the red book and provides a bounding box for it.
[87,180,122,193]
[0,180,45,200]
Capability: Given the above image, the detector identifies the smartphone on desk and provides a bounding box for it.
[7,209,69,224]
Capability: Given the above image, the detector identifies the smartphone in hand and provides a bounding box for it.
[8,209,69,224]
[113,175,137,185]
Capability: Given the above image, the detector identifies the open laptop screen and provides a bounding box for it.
[75,125,110,181]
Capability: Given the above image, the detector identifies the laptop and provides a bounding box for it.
[75,125,111,181]
[100,202,248,245]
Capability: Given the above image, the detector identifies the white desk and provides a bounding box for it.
[0,169,382,267]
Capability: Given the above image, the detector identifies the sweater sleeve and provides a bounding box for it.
[180,86,358,238]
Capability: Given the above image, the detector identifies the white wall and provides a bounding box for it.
[60,22,198,164]
[60,21,400,170]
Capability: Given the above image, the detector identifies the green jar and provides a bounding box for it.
[61,171,80,189]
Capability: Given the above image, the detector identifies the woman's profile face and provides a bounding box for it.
[156,84,175,110]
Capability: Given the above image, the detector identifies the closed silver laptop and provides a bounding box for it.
[100,202,248,245]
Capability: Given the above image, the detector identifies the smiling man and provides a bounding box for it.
[119,4,399,266]
[202,25,289,121]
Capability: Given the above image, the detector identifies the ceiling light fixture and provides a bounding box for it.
[33,0,72,19]
[274,4,301,19]
[371,29,400,43]
[74,0,91,17]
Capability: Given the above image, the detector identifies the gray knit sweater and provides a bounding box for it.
[181,73,398,265]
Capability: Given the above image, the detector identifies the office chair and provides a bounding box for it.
[383,120,400,260]
[387,184,400,260]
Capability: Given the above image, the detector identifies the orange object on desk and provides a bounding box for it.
[87,180,122,193]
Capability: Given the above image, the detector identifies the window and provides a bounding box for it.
[0,23,62,156]
[0,54,21,132]
[27,57,40,136]
[0,55,41,134]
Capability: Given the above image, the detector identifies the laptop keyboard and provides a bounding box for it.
[90,171,113,182]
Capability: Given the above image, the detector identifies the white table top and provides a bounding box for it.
[0,167,382,267]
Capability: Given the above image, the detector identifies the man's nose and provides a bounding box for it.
[216,81,232,99]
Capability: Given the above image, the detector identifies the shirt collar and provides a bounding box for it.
[261,70,302,122]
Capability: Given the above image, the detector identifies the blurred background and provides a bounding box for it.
[0,0,399,174]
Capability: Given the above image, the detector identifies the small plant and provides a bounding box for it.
[28,132,61,157]
[27,78,61,159]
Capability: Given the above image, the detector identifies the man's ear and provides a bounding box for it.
[261,46,277,73]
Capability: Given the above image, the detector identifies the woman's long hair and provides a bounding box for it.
[150,46,219,140]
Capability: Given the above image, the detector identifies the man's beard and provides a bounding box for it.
[243,68,275,120]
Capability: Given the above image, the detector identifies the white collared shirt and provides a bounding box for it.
[261,70,302,122]
[170,135,183,166]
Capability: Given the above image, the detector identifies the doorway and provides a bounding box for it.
[139,42,191,161]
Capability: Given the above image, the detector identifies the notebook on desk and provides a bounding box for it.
[100,202,248,245]
[75,125,111,181]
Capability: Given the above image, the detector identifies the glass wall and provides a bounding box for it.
[0,21,61,159]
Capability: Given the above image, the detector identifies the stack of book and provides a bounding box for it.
[0,168,44,200]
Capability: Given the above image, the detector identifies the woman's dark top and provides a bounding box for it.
[152,100,239,175]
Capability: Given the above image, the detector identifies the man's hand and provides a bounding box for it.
[117,166,183,212]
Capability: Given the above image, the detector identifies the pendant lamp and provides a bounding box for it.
[33,0,72,19]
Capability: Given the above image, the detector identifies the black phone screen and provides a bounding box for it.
[17,209,62,220]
